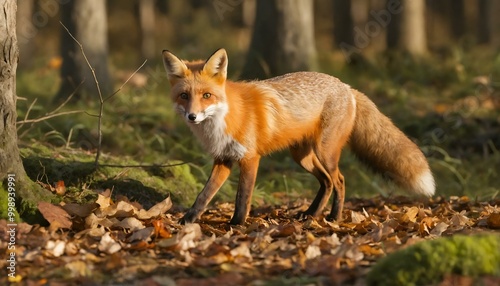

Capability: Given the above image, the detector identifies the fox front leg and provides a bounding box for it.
[180,159,232,224]
[230,156,261,225]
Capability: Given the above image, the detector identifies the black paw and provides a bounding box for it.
[296,211,313,221]
[179,209,200,224]
[229,215,246,225]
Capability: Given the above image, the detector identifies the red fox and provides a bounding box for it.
[162,48,435,225]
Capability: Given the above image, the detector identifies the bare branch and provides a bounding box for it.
[60,21,152,170]
[104,59,148,102]
[18,110,85,124]
[98,162,188,168]
[17,98,37,131]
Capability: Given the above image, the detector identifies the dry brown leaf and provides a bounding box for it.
[230,243,252,262]
[401,206,419,223]
[113,217,145,231]
[65,241,79,256]
[38,201,72,229]
[66,260,92,277]
[350,210,366,223]
[96,189,112,208]
[486,213,500,229]
[98,233,122,254]
[305,244,321,260]
[45,240,66,257]
[152,219,172,239]
[157,223,202,251]
[430,221,449,236]
[128,227,155,242]
[450,211,471,227]
[98,200,138,218]
[136,195,172,220]
[60,202,98,217]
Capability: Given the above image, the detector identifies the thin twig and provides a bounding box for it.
[104,59,147,102]
[17,110,85,124]
[98,162,189,168]
[84,111,100,117]
[17,80,84,139]
[17,98,37,131]
[60,21,104,169]
[49,85,79,115]
[60,21,147,170]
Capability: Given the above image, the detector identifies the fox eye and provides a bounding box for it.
[202,93,211,99]
[179,92,189,99]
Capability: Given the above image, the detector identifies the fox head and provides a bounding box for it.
[162,49,228,124]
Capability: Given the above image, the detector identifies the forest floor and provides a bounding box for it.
[1,192,499,285]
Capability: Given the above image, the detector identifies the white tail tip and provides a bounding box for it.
[413,171,436,196]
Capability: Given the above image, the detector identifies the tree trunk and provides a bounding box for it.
[450,0,465,40]
[55,0,112,103]
[16,0,35,69]
[477,0,490,44]
[241,0,317,79]
[1,0,54,222]
[398,0,427,56]
[139,0,155,60]
[490,0,500,48]
[367,0,388,54]
[332,0,354,48]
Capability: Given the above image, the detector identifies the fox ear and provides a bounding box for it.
[203,48,227,80]
[162,50,189,82]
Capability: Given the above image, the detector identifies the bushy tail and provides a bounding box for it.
[349,89,435,196]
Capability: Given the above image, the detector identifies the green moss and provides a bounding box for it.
[367,234,500,286]
[0,184,20,222]
[19,143,202,208]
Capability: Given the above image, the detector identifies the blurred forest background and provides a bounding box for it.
[13,0,500,208]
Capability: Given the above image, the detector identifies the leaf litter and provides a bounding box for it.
[1,193,499,285]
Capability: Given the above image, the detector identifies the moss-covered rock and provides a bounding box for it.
[367,234,500,286]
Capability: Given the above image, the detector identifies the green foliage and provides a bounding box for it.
[367,234,500,286]
[0,185,20,222]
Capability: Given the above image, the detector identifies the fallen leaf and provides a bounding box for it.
[66,260,92,277]
[351,210,366,223]
[430,222,449,236]
[152,219,172,238]
[305,244,321,260]
[60,202,98,217]
[128,227,155,242]
[136,195,173,219]
[45,240,66,257]
[38,201,72,229]
[486,213,500,229]
[113,217,145,231]
[96,189,112,208]
[401,206,419,223]
[95,200,138,218]
[230,243,252,262]
[54,180,66,195]
[99,232,122,254]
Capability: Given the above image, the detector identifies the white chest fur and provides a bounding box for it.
[186,103,247,161]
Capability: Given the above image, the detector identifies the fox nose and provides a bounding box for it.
[187,113,197,121]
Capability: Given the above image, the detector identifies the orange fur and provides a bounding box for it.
[162,49,435,225]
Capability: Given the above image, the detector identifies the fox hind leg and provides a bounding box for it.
[290,143,334,218]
